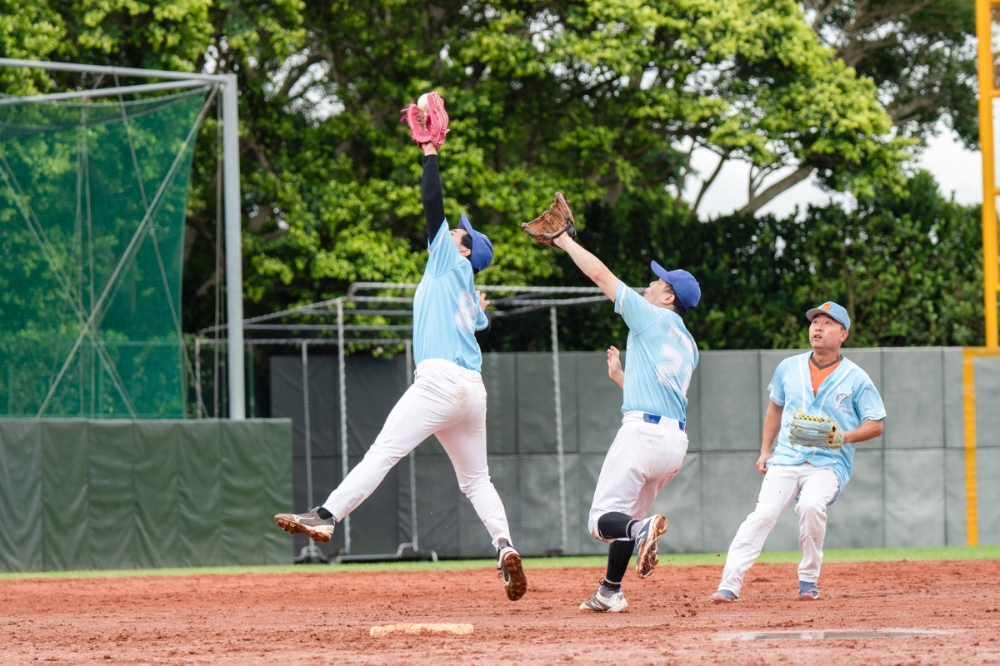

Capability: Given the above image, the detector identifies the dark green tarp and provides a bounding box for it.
[0,419,292,572]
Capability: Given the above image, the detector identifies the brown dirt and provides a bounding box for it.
[1,560,999,665]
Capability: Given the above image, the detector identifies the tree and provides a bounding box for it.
[1,0,907,334]
[725,0,976,215]
[212,0,907,323]
[490,170,982,353]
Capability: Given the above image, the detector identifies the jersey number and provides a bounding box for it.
[656,344,692,395]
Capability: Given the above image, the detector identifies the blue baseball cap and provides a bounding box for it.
[458,213,494,272]
[650,261,700,311]
[806,301,851,331]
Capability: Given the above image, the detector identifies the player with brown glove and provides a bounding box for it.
[526,192,701,613]
[521,192,577,247]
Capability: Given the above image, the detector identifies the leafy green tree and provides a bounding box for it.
[732,0,976,214]
[0,0,923,347]
[500,171,983,353]
[208,0,907,324]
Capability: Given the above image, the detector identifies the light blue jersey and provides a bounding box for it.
[413,220,489,372]
[614,281,699,421]
[767,352,886,490]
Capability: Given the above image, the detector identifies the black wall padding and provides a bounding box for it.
[0,419,292,572]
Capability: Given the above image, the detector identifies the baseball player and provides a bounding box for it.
[544,230,700,613]
[275,99,527,601]
[709,302,885,603]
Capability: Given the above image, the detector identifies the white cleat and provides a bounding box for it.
[579,582,629,613]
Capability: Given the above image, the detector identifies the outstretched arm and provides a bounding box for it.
[421,145,445,239]
[552,234,618,301]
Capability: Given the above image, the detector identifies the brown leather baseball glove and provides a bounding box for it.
[522,192,576,247]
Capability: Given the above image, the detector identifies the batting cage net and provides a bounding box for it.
[0,88,210,418]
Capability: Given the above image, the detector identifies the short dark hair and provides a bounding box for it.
[663,281,686,317]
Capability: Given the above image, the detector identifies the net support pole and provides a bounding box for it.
[551,306,568,553]
[194,338,203,419]
[338,299,350,553]
[406,339,418,551]
[302,342,313,508]
[221,74,246,417]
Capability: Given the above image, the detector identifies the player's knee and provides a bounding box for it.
[797,498,826,519]
[457,471,490,496]
[365,444,405,468]
[588,513,605,542]
[746,508,780,532]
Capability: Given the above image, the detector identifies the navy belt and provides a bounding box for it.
[643,413,685,431]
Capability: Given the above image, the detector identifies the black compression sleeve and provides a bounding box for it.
[422,155,446,239]
[605,540,634,586]
[597,511,635,540]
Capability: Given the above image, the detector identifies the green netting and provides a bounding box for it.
[0,88,209,418]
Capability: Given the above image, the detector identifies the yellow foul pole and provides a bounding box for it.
[977,0,1000,347]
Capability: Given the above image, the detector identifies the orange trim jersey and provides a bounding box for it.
[809,358,841,396]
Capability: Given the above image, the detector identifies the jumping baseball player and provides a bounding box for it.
[274,94,527,601]
[523,203,700,612]
[709,302,885,603]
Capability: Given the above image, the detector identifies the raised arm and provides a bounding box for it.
[421,145,445,239]
[552,234,618,301]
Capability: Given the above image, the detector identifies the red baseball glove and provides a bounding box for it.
[401,92,449,149]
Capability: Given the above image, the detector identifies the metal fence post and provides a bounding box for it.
[405,339,418,552]
[551,306,568,553]
[221,74,245,419]
[194,338,202,419]
[302,341,312,508]
[337,299,350,553]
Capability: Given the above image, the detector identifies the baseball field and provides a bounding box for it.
[2,546,998,665]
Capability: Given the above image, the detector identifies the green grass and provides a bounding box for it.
[1,545,997,581]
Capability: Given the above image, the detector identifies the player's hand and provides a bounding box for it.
[476,289,489,311]
[607,346,624,388]
[755,452,770,475]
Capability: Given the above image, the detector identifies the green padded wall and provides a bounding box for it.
[0,419,292,572]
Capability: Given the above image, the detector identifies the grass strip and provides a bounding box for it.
[1,545,997,580]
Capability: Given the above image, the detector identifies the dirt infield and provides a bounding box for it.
[2,560,999,665]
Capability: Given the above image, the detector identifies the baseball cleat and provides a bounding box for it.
[274,508,335,543]
[634,514,668,578]
[498,546,527,601]
[799,581,820,600]
[709,589,738,603]
[579,582,629,613]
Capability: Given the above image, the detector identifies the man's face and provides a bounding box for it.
[644,279,675,308]
[450,228,471,257]
[809,313,848,352]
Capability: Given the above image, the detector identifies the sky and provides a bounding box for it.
[688,126,984,220]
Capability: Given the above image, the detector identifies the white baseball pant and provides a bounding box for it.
[588,412,688,542]
[321,358,512,548]
[719,462,840,595]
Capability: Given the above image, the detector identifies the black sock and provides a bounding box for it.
[316,507,334,521]
[597,512,636,540]
[605,539,634,586]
